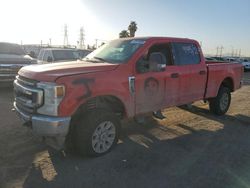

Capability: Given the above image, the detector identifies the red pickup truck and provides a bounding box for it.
[13,37,243,157]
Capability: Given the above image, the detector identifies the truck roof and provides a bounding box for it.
[116,36,197,43]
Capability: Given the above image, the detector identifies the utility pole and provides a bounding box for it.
[231,47,234,57]
[219,46,223,57]
[49,38,52,46]
[239,49,241,58]
[63,24,69,47]
[95,39,98,49]
[79,27,85,49]
[216,46,219,57]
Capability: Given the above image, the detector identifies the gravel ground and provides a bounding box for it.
[0,72,250,188]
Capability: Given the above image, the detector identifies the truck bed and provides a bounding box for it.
[205,61,243,98]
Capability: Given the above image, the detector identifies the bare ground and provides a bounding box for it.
[0,72,250,188]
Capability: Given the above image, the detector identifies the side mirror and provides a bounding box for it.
[149,52,166,72]
[47,56,53,62]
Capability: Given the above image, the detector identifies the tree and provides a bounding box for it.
[128,21,137,37]
[119,30,129,38]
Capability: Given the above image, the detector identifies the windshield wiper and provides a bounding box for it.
[94,56,106,62]
[83,56,113,63]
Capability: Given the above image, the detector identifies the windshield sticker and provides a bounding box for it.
[130,40,146,45]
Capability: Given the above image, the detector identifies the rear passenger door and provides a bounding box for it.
[171,42,207,104]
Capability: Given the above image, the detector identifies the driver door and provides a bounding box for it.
[135,50,166,114]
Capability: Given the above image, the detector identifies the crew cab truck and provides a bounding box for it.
[13,37,243,157]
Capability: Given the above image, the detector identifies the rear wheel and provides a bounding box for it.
[209,86,231,115]
[74,109,120,157]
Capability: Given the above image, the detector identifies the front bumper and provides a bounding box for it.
[14,102,71,137]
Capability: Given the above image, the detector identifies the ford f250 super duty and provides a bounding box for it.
[13,37,243,157]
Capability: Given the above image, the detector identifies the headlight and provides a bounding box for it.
[37,82,65,116]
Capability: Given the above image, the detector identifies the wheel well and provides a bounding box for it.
[65,95,126,150]
[221,77,234,92]
[73,95,126,120]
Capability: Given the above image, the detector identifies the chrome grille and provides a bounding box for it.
[14,76,43,115]
[0,64,24,81]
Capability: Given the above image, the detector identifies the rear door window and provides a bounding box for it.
[171,43,200,65]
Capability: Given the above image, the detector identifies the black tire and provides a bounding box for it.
[74,109,120,157]
[209,86,231,115]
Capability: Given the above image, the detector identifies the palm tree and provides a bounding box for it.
[128,21,137,37]
[119,30,129,38]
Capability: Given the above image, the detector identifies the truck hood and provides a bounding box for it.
[18,60,119,82]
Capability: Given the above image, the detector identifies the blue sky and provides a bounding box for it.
[82,0,250,56]
[0,0,249,56]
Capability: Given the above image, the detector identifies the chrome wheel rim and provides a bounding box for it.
[92,121,116,153]
[220,93,229,111]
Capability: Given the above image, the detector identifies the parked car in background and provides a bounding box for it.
[22,45,42,59]
[37,48,79,64]
[225,57,238,62]
[205,57,217,61]
[75,49,92,59]
[0,42,36,83]
[210,56,226,61]
[237,58,250,71]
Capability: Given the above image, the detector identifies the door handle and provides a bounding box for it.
[171,73,179,78]
[128,76,135,95]
[199,70,206,75]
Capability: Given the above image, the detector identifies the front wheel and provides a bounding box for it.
[209,86,231,115]
[74,109,121,157]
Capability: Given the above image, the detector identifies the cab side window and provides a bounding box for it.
[148,43,172,66]
[136,43,173,73]
[171,43,200,65]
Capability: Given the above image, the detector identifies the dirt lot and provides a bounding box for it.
[0,72,250,188]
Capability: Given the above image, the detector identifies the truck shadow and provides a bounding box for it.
[22,109,250,188]
[180,105,250,126]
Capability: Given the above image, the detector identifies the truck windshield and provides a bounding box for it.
[0,43,26,55]
[84,39,145,64]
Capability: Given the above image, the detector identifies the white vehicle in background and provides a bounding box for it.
[237,58,250,71]
[37,48,79,64]
[225,57,238,62]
